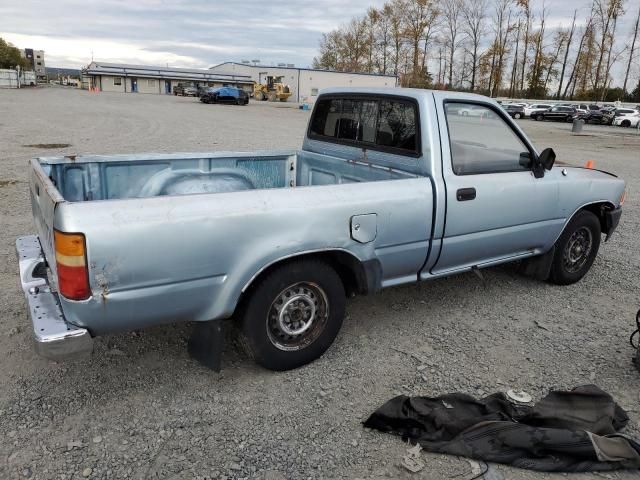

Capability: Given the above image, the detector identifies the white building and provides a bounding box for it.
[82,62,254,94]
[209,62,398,103]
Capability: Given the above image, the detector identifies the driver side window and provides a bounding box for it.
[445,102,532,175]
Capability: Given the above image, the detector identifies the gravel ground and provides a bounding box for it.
[1,87,640,480]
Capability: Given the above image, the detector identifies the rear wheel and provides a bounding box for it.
[238,260,346,370]
[255,91,265,101]
[535,114,543,121]
[514,112,522,119]
[549,210,601,285]
[621,120,631,127]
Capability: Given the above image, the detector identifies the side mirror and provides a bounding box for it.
[532,148,556,178]
[539,148,556,170]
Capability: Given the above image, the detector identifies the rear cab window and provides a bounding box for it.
[308,95,420,157]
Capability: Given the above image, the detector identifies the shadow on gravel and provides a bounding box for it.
[22,143,71,148]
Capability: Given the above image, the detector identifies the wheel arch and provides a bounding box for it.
[551,201,617,248]
[237,250,381,313]
[578,201,617,236]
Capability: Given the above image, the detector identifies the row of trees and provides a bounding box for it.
[312,0,640,101]
[0,38,31,70]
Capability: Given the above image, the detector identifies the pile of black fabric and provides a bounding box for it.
[364,385,640,472]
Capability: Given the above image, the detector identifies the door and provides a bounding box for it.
[165,80,171,94]
[131,77,137,93]
[431,101,561,275]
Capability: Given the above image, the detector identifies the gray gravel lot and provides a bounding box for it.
[1,87,640,480]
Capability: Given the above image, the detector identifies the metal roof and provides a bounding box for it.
[209,62,398,79]
[83,62,254,83]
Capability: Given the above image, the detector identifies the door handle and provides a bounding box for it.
[456,187,476,201]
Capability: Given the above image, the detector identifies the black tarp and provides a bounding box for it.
[364,385,640,472]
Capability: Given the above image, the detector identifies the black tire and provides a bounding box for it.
[621,120,631,127]
[535,114,543,121]
[238,260,346,371]
[549,210,601,285]
[236,98,243,105]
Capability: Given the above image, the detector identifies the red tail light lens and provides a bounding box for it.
[54,231,90,300]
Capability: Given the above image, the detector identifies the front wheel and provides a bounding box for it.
[549,210,601,285]
[621,120,631,127]
[238,260,346,370]
[514,112,522,119]
[535,115,543,121]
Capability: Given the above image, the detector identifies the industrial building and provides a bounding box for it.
[21,49,46,80]
[209,62,398,103]
[81,62,254,94]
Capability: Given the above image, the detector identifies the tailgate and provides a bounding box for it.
[28,158,64,278]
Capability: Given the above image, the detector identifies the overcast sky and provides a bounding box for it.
[0,0,637,76]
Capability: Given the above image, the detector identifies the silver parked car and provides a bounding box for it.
[17,88,624,371]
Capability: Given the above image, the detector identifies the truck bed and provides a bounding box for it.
[40,150,415,201]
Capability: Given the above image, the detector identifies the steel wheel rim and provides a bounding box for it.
[266,282,329,351]
[563,227,593,273]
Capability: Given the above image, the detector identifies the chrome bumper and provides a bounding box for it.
[16,235,93,360]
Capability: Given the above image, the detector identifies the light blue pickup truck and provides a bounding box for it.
[17,88,624,371]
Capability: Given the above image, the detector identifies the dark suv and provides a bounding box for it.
[532,106,577,122]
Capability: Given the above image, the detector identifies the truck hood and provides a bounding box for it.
[563,165,618,178]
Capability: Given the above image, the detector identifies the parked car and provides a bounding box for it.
[580,109,611,125]
[17,88,624,371]
[574,103,602,112]
[200,87,249,105]
[612,112,640,128]
[604,108,639,125]
[523,103,552,118]
[456,104,497,118]
[503,104,526,119]
[173,83,198,96]
[531,106,578,122]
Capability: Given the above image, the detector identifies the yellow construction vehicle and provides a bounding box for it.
[253,75,292,102]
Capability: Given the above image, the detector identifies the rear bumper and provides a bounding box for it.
[16,235,93,360]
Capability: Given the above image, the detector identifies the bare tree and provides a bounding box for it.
[365,8,379,73]
[543,29,567,93]
[622,5,640,96]
[442,0,462,86]
[509,20,521,96]
[563,18,593,99]
[516,0,532,91]
[592,0,625,94]
[489,0,513,97]
[527,7,547,97]
[556,9,577,99]
[376,4,394,74]
[402,0,439,84]
[461,0,488,91]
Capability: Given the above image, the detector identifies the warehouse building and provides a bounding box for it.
[82,62,254,94]
[209,62,398,103]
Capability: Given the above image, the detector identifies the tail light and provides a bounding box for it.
[54,230,91,300]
